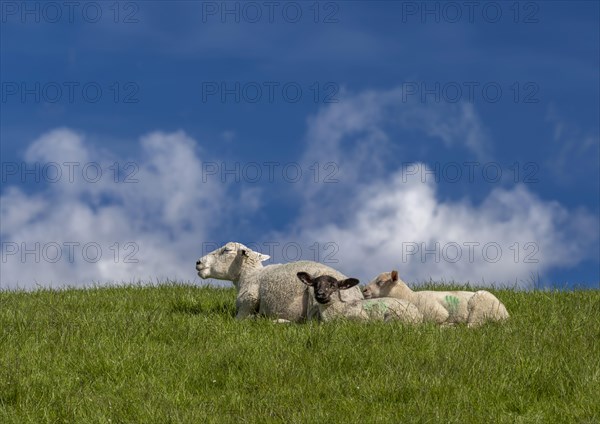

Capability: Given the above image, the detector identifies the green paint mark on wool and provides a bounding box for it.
[445,295,460,315]
[363,300,388,315]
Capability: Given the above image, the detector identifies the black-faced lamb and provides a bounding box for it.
[296,272,422,323]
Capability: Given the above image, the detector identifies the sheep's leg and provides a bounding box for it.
[418,300,449,324]
[236,299,259,319]
[235,283,260,320]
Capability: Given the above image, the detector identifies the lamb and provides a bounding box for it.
[296,272,423,324]
[195,242,363,322]
[362,270,509,327]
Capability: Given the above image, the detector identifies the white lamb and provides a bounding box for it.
[296,272,423,324]
[195,242,363,322]
[362,270,509,327]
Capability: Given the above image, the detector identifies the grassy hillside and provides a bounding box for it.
[1,283,598,423]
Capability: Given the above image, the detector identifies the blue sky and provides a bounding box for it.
[1,1,598,289]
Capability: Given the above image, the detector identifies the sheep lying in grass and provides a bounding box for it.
[195,242,363,322]
[362,270,509,327]
[296,272,423,323]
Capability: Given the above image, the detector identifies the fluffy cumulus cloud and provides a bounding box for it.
[1,128,229,289]
[294,87,493,225]
[282,171,597,287]
[272,87,598,287]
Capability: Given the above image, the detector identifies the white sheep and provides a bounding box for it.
[195,242,364,322]
[296,272,423,324]
[362,270,509,327]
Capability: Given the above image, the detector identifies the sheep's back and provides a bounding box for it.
[415,290,474,322]
[360,298,422,323]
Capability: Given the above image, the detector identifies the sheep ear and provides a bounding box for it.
[257,253,270,262]
[337,278,359,290]
[391,270,399,282]
[296,272,313,286]
[241,249,249,257]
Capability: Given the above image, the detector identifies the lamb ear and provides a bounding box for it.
[391,270,399,282]
[296,272,313,286]
[257,253,270,262]
[337,278,360,290]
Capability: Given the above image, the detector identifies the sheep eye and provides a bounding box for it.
[376,280,385,287]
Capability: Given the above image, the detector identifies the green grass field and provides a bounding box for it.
[1,283,598,423]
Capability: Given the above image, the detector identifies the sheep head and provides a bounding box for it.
[296,272,359,305]
[196,242,270,281]
[362,270,400,299]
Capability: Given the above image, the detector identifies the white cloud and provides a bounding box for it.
[282,170,597,287]
[1,129,228,289]
[25,128,90,164]
[297,87,492,223]
[303,86,492,163]
[269,88,598,287]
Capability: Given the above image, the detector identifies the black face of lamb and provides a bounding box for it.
[297,272,360,304]
[312,276,340,305]
[297,272,339,305]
